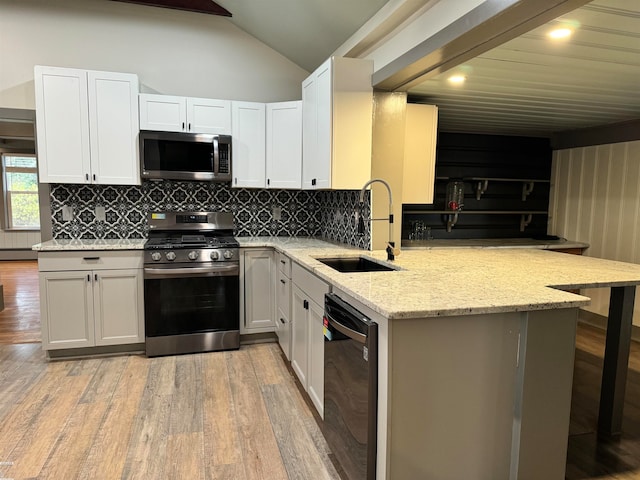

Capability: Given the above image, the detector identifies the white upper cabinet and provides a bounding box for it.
[88,71,141,185]
[138,94,185,132]
[35,66,140,185]
[231,101,266,188]
[266,101,302,189]
[186,97,231,134]
[402,103,439,204]
[139,94,231,134]
[301,56,373,190]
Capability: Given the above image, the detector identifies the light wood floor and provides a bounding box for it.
[0,342,340,480]
[2,260,640,478]
[0,260,40,344]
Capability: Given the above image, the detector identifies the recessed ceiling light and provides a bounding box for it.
[548,27,573,40]
[447,75,466,85]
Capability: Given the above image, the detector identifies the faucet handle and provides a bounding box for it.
[386,242,400,261]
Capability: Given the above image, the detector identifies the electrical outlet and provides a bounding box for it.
[272,206,282,221]
[95,206,106,222]
[62,205,74,222]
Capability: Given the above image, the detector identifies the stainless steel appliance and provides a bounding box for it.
[144,211,240,357]
[139,131,231,182]
[323,292,378,480]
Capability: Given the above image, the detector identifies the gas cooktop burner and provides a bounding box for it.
[181,235,206,244]
[144,211,240,259]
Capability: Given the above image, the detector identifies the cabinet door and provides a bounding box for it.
[139,93,186,132]
[276,269,291,319]
[276,309,291,361]
[231,101,266,188]
[301,74,318,189]
[39,271,94,349]
[402,104,438,204]
[307,298,325,418]
[186,97,231,134]
[266,101,302,189]
[34,66,91,184]
[88,71,140,185]
[313,60,332,189]
[93,269,144,346]
[291,284,309,388]
[243,249,275,333]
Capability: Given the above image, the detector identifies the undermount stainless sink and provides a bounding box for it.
[315,256,397,273]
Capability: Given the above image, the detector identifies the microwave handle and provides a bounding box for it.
[213,136,219,175]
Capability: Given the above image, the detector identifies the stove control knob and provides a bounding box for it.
[210,250,220,261]
[223,250,234,260]
[151,252,162,262]
[188,251,199,261]
[166,251,177,261]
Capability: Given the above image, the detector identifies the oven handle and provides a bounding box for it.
[144,264,239,279]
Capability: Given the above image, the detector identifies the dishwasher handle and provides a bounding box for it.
[325,313,367,344]
[324,293,372,345]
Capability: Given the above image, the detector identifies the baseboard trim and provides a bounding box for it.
[0,249,38,260]
[47,343,146,360]
[240,332,277,345]
[578,308,640,342]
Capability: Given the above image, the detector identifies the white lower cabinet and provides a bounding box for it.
[275,252,292,359]
[291,284,309,386]
[241,248,275,334]
[307,297,325,415]
[38,251,144,351]
[291,261,329,417]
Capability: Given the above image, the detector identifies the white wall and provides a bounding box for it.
[549,140,640,325]
[0,0,308,110]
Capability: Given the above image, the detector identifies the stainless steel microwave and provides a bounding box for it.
[139,131,232,182]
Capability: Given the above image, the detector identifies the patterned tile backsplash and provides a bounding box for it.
[49,181,371,249]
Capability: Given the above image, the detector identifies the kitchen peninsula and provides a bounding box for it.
[34,238,640,479]
[242,239,640,480]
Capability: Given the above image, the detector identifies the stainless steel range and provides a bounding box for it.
[143,211,240,357]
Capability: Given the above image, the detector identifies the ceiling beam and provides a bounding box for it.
[373,0,591,91]
[108,0,232,17]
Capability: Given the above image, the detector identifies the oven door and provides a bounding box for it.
[143,262,240,356]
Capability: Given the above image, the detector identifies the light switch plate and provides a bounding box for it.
[95,206,106,222]
[272,206,282,221]
[62,205,74,222]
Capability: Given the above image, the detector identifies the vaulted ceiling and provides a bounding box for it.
[3,0,639,142]
[110,0,389,72]
[102,0,640,138]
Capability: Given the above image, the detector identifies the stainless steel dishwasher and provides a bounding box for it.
[323,292,378,480]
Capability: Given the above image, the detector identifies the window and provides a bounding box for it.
[2,153,40,230]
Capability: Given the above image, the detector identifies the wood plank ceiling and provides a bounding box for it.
[408,0,640,137]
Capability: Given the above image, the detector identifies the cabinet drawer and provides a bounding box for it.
[38,250,143,272]
[278,252,291,277]
[292,262,329,306]
[277,270,291,319]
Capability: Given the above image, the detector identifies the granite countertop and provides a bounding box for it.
[240,238,640,320]
[33,236,639,321]
[32,238,147,251]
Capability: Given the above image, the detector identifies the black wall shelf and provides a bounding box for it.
[403,133,552,240]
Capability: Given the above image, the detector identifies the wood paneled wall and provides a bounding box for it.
[0,229,41,249]
[549,140,640,325]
